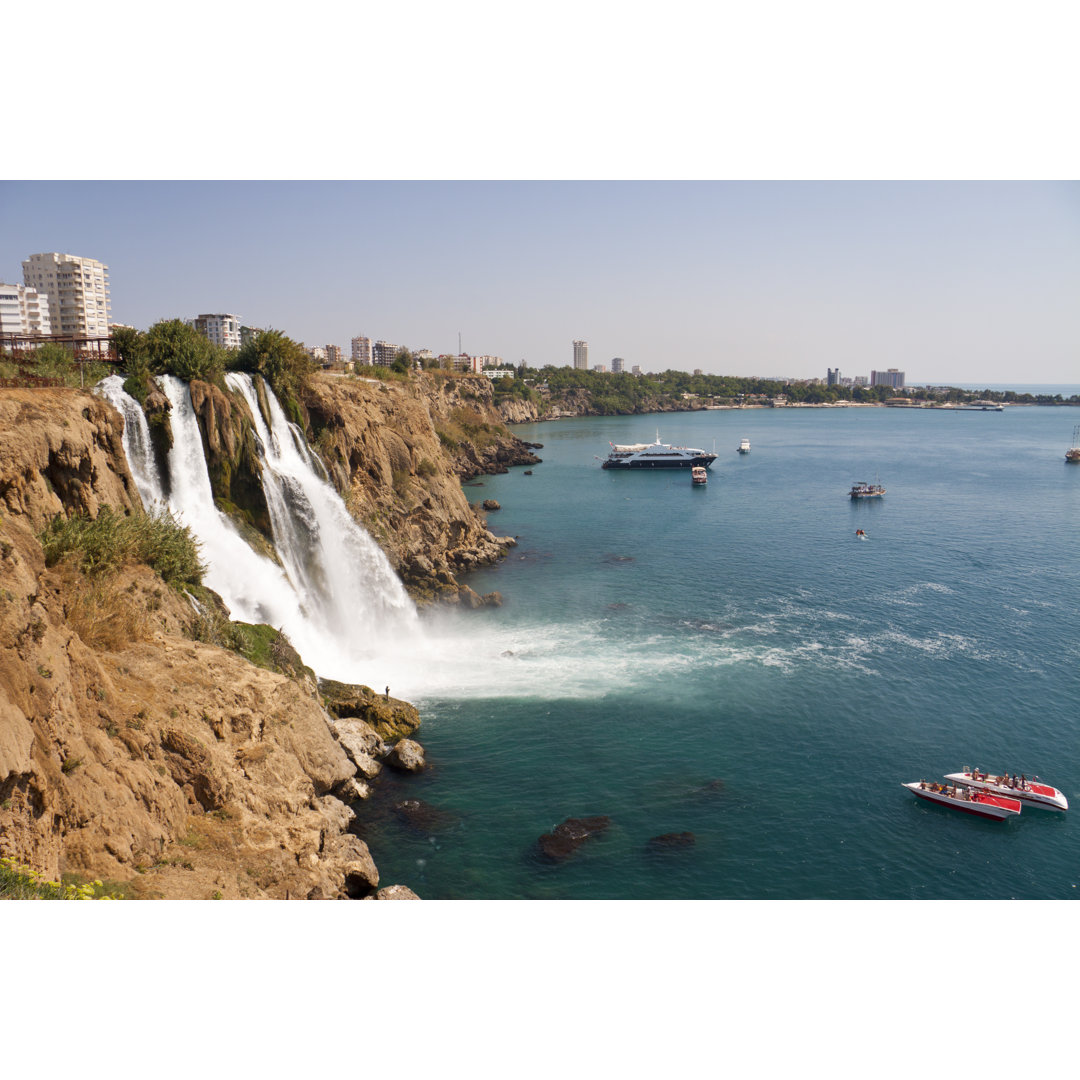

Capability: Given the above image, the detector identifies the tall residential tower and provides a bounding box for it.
[573,340,588,369]
[22,252,110,338]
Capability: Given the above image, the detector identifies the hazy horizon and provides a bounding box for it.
[2,180,1076,385]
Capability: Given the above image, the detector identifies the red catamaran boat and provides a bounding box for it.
[902,781,1021,820]
[944,769,1068,812]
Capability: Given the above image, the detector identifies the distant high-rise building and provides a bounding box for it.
[827,367,841,386]
[325,344,344,364]
[593,364,607,373]
[192,313,241,349]
[0,283,51,335]
[22,252,110,338]
[373,340,398,366]
[631,365,641,375]
[573,340,588,370]
[871,368,905,388]
[611,357,624,373]
[351,335,373,365]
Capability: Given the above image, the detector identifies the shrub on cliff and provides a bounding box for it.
[234,329,314,422]
[40,506,205,588]
[145,319,227,384]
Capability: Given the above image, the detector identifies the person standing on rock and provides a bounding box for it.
[385,686,390,700]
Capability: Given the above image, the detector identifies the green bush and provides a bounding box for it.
[39,506,205,588]
[145,319,226,384]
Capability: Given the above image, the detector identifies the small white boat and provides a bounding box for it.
[691,466,707,485]
[1066,425,1080,463]
[737,438,750,454]
[902,780,1021,820]
[849,480,885,498]
[944,769,1068,811]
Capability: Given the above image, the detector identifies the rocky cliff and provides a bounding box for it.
[297,372,536,604]
[0,386,428,898]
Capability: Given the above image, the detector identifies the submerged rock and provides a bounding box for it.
[537,816,611,861]
[647,832,696,850]
[392,799,458,832]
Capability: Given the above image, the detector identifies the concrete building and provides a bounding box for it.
[373,340,398,367]
[631,365,641,375]
[827,367,841,386]
[611,357,624,373]
[593,364,607,373]
[22,252,109,338]
[573,340,588,370]
[351,335,373,365]
[871,368,905,388]
[325,344,344,365]
[192,313,241,349]
[0,283,52,335]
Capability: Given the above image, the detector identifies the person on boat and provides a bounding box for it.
[1021,774,1026,788]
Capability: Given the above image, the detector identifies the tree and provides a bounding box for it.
[235,329,314,406]
[145,319,224,383]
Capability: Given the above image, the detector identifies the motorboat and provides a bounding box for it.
[849,480,885,498]
[737,438,751,454]
[691,466,708,485]
[902,780,1021,820]
[601,432,717,470]
[944,769,1068,811]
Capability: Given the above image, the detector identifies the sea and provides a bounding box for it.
[361,399,1080,900]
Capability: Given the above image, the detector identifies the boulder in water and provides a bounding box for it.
[537,816,611,861]
[482,499,501,511]
[392,798,457,831]
[376,884,422,900]
[387,738,426,772]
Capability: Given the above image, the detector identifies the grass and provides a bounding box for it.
[0,856,116,900]
[39,505,204,588]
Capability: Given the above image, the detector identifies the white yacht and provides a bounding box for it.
[601,433,717,470]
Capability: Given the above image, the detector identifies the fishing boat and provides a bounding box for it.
[601,432,717,470]
[849,480,885,499]
[737,438,751,454]
[1066,425,1080,463]
[691,466,708,485]
[944,769,1068,811]
[902,781,1021,820]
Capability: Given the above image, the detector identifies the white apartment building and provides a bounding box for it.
[22,252,109,337]
[0,283,52,335]
[573,340,588,370]
[192,313,241,349]
[351,335,373,365]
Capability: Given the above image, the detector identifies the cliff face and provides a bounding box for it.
[297,372,533,604]
[0,387,414,898]
[0,388,141,529]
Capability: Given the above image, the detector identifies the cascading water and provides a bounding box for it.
[97,373,424,683]
[98,372,594,700]
[97,374,167,507]
[224,373,417,641]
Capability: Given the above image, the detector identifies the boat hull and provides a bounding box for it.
[902,782,1020,820]
[602,455,717,470]
[944,772,1068,811]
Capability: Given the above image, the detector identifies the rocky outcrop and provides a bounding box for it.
[292,374,529,605]
[0,388,141,530]
[0,390,422,899]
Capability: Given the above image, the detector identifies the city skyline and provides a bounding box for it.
[1,181,1077,385]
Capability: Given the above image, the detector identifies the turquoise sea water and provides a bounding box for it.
[362,405,1080,899]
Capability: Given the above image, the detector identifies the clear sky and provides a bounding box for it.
[2,180,1076,385]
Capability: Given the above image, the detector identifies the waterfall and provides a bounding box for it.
[224,371,418,644]
[96,373,420,684]
[97,374,167,507]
